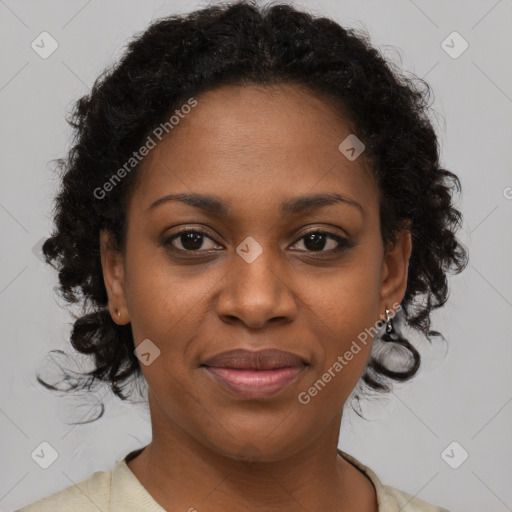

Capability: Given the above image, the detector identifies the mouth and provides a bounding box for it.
[203,366,307,399]
[201,348,308,399]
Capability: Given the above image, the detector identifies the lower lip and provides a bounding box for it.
[203,366,306,399]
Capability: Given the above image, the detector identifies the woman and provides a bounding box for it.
[17,1,468,510]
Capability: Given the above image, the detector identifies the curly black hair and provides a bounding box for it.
[38,0,468,423]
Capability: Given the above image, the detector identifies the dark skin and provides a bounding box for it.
[100,83,412,511]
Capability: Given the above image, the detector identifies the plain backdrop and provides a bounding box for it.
[1,1,511,511]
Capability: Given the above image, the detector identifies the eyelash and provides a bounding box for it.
[164,228,354,256]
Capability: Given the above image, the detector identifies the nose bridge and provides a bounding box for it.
[216,236,296,327]
[235,237,282,290]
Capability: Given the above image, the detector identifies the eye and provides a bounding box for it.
[165,229,221,252]
[164,228,354,255]
[289,230,353,253]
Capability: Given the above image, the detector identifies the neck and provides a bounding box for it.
[126,405,377,511]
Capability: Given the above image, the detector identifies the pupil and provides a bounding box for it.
[305,233,326,251]
[182,232,203,250]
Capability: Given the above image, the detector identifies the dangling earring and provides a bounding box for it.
[385,308,394,334]
[381,307,397,342]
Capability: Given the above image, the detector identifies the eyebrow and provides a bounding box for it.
[147,192,364,216]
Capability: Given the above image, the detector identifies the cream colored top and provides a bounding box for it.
[16,448,449,511]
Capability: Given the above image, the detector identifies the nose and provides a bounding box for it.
[215,247,297,329]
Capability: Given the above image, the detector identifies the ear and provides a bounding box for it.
[100,229,130,325]
[379,225,412,313]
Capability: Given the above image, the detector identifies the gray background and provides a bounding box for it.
[1,0,511,511]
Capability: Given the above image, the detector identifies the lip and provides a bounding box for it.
[201,348,308,399]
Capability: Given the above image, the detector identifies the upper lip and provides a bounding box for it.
[202,348,307,370]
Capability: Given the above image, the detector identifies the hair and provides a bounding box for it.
[38,0,468,423]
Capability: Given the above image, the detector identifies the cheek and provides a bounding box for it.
[301,254,383,399]
[123,252,207,389]
[297,303,378,416]
[124,241,211,340]
[312,251,382,335]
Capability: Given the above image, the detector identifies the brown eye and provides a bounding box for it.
[165,230,220,252]
[290,230,354,253]
[164,228,354,256]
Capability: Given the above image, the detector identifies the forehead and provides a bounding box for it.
[130,83,378,215]
[164,83,355,156]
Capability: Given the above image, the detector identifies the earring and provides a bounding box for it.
[385,308,395,335]
[115,308,121,318]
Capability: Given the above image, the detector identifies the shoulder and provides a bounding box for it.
[380,485,450,512]
[15,467,112,512]
[338,449,450,512]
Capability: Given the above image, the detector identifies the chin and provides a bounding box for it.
[199,428,309,464]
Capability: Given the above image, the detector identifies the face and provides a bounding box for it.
[101,83,411,462]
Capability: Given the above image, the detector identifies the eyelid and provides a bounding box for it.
[296,226,349,242]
